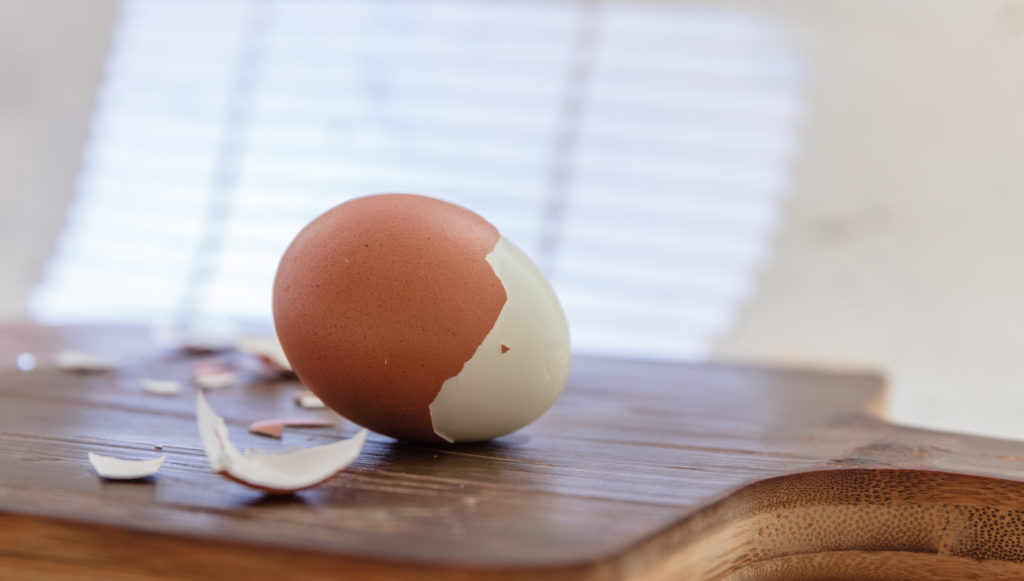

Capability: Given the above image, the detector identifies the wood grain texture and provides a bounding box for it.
[2,325,1024,580]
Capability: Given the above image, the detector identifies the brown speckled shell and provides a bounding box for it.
[272,194,507,443]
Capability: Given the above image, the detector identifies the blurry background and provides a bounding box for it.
[2,0,1023,440]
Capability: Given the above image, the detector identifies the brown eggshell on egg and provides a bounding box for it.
[272,194,507,443]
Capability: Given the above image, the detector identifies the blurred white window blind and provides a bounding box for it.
[32,0,807,361]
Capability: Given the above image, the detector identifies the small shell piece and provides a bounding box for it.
[16,352,36,371]
[194,371,236,390]
[197,392,366,493]
[294,391,326,409]
[248,417,336,439]
[56,350,117,372]
[141,378,182,396]
[191,361,237,390]
[249,419,285,438]
[235,335,292,373]
[88,452,166,480]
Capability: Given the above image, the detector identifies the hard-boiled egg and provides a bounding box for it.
[272,193,571,444]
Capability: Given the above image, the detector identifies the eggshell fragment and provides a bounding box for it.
[56,350,117,372]
[248,417,336,439]
[197,393,366,493]
[192,361,237,390]
[141,378,182,396]
[16,352,36,371]
[194,372,235,390]
[249,419,284,438]
[294,391,326,409]
[88,452,165,480]
[235,335,292,373]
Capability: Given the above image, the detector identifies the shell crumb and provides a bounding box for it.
[193,367,236,390]
[141,378,182,396]
[88,452,165,480]
[56,350,117,372]
[295,391,327,409]
[16,352,36,371]
[249,419,285,438]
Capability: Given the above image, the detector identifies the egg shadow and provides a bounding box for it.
[242,492,313,508]
[98,475,159,486]
[360,433,537,482]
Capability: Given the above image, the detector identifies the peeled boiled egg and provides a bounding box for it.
[272,193,571,444]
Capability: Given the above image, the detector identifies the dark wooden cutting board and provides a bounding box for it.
[2,325,1024,580]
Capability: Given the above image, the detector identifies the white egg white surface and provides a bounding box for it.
[428,236,571,443]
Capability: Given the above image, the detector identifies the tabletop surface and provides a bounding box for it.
[3,325,1024,580]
